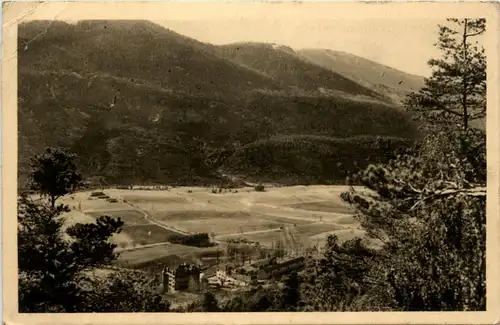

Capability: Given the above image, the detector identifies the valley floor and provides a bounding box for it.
[59,185,365,268]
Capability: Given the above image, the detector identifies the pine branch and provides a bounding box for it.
[465,30,485,38]
[409,186,486,211]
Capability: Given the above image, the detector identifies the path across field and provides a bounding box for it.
[61,185,362,265]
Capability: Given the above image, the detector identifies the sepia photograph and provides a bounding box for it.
[2,1,500,324]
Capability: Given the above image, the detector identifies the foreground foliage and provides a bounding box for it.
[298,18,484,312]
[19,149,170,312]
[300,127,486,311]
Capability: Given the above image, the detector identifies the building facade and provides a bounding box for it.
[162,263,202,293]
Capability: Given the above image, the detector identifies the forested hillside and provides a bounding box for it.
[222,135,414,185]
[18,20,419,186]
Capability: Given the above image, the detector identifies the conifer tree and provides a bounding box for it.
[301,19,487,311]
[406,18,486,131]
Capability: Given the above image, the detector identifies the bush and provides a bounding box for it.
[254,184,265,192]
[168,233,214,247]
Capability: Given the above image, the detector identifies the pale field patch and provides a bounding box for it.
[151,210,285,235]
[296,223,344,237]
[59,208,135,248]
[54,185,362,267]
[114,243,222,268]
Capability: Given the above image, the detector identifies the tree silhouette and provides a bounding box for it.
[29,148,83,207]
[405,19,486,131]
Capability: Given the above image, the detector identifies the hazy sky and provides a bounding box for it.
[157,19,448,77]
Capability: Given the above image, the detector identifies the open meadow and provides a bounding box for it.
[58,185,363,268]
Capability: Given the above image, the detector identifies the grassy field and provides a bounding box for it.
[287,201,355,214]
[81,198,131,212]
[61,185,361,268]
[122,195,190,205]
[120,225,179,246]
[256,215,313,225]
[114,243,222,268]
[86,210,147,226]
[296,223,344,237]
[150,210,286,236]
[60,207,135,247]
[86,209,179,248]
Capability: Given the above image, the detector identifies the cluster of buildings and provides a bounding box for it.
[156,226,307,295]
[160,255,306,295]
[161,263,250,293]
[162,263,205,293]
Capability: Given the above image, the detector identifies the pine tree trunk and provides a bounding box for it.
[462,19,469,131]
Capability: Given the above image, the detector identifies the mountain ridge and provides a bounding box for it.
[18,20,420,186]
[297,48,426,104]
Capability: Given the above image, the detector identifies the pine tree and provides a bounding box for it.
[340,128,486,311]
[19,148,170,312]
[406,19,486,131]
[301,19,487,311]
[29,148,83,207]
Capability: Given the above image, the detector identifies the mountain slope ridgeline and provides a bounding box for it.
[18,20,419,186]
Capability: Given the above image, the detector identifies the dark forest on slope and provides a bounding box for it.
[18,20,422,187]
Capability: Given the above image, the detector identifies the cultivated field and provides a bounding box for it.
[113,243,221,269]
[59,185,363,268]
[151,211,284,236]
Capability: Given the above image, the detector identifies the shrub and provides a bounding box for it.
[168,233,214,247]
[254,184,265,192]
